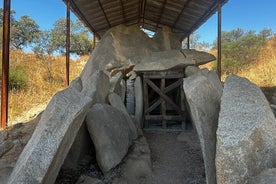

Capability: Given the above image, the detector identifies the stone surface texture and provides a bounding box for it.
[185,66,201,77]
[115,136,152,184]
[80,24,215,77]
[248,168,276,184]
[134,76,143,129]
[109,72,124,96]
[216,75,276,184]
[7,72,110,184]
[108,92,129,115]
[184,69,223,184]
[85,103,137,173]
[76,175,104,184]
[7,87,93,184]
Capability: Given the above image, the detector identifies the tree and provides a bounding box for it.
[212,28,273,74]
[32,30,55,81]
[182,32,210,50]
[11,15,40,50]
[51,18,93,56]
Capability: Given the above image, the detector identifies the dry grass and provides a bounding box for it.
[1,50,87,124]
[238,39,276,87]
[1,40,276,125]
[201,41,276,87]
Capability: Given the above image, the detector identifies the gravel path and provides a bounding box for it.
[143,130,206,184]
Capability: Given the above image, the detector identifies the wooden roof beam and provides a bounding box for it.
[173,0,193,28]
[97,0,111,28]
[68,0,101,39]
[155,0,167,31]
[120,0,127,24]
[182,0,218,40]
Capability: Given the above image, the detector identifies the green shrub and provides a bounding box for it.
[9,67,28,91]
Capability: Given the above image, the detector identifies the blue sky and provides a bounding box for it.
[3,0,276,44]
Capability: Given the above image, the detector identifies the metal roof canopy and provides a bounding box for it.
[64,0,228,40]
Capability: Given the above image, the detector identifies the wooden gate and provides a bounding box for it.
[142,70,186,130]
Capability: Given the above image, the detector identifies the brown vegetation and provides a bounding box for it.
[201,38,276,88]
[0,50,87,124]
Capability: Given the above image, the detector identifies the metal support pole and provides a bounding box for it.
[65,0,70,87]
[1,0,11,128]
[93,33,96,49]
[217,0,222,81]
[187,35,190,49]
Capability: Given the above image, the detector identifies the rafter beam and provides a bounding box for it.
[155,0,167,31]
[173,0,193,28]
[68,0,101,39]
[181,0,218,40]
[120,0,127,24]
[97,0,111,27]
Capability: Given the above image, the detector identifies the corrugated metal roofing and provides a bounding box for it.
[64,0,228,40]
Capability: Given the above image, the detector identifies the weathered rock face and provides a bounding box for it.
[80,24,215,78]
[0,162,13,184]
[134,50,194,72]
[7,87,93,184]
[7,72,110,184]
[184,69,222,184]
[216,75,276,184]
[80,25,158,79]
[81,70,110,101]
[85,103,137,173]
[248,168,276,184]
[108,92,129,115]
[134,49,216,72]
[134,76,143,129]
[109,72,125,101]
[185,66,201,77]
[116,136,152,184]
[181,49,216,65]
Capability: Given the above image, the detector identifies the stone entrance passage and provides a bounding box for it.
[141,69,187,130]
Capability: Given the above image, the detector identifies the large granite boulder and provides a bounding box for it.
[134,50,194,72]
[80,25,158,79]
[85,103,137,172]
[7,86,93,184]
[134,76,143,129]
[184,69,222,184]
[181,49,216,65]
[216,75,276,184]
[248,168,276,184]
[81,70,110,101]
[134,49,215,72]
[7,72,110,184]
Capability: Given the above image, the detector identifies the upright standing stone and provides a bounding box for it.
[134,76,143,129]
[216,75,276,184]
[184,70,222,184]
[86,104,137,172]
[8,88,93,184]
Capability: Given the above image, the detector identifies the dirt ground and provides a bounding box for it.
[143,130,206,184]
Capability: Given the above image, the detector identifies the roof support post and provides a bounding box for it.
[93,33,96,49]
[1,0,11,128]
[66,0,70,87]
[187,35,190,49]
[217,0,222,81]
